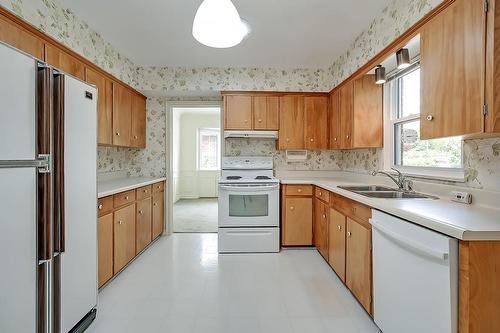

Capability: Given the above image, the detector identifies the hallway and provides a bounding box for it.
[87,234,378,333]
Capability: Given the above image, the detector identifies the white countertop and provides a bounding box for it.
[280,176,500,241]
[98,177,166,198]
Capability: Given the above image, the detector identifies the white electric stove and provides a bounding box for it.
[218,157,280,253]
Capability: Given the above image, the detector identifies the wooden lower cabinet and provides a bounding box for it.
[97,213,113,288]
[346,217,372,314]
[136,197,152,254]
[328,208,346,282]
[314,198,329,260]
[113,203,136,273]
[282,197,313,246]
[152,191,165,239]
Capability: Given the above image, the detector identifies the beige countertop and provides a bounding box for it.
[280,176,500,241]
[98,177,166,198]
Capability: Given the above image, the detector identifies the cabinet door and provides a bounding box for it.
[314,198,329,260]
[346,218,372,314]
[282,197,312,246]
[329,90,341,149]
[420,0,485,139]
[136,197,152,254]
[328,208,346,282]
[131,93,147,148]
[253,96,280,130]
[152,191,164,239]
[279,95,305,149]
[0,15,44,59]
[224,95,252,129]
[339,82,354,149]
[266,96,280,130]
[112,82,132,146]
[85,67,113,145]
[44,43,85,80]
[113,204,136,273]
[353,75,383,148]
[304,96,329,149]
[98,213,113,287]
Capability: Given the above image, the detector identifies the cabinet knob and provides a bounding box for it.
[134,135,138,139]
[322,214,326,219]
[244,119,248,123]
[157,185,161,189]
[297,188,302,193]
[139,210,143,215]
[98,204,103,210]
[154,203,157,206]
[286,138,290,142]
[125,196,129,200]
[426,115,434,121]
[118,220,123,225]
[346,135,350,139]
[319,191,322,196]
[347,231,352,237]
[258,119,262,123]
[334,137,337,141]
[310,138,314,142]
[337,225,342,230]
[144,189,148,193]
[290,206,295,211]
[116,132,120,136]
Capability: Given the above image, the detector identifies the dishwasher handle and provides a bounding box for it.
[370,218,449,261]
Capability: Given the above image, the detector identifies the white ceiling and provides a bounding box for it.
[61,0,391,69]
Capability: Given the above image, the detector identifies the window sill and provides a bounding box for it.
[389,166,467,183]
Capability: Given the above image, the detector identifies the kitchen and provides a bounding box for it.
[0,0,499,332]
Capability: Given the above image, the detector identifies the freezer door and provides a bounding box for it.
[58,75,98,332]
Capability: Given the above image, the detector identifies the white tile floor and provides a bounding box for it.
[87,233,380,333]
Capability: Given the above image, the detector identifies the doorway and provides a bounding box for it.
[169,104,221,233]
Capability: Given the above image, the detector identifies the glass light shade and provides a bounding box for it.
[396,48,411,69]
[192,0,250,48]
[375,65,386,84]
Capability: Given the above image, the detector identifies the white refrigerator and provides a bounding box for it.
[0,42,98,332]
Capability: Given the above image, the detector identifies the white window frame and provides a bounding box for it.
[383,65,466,182]
[197,127,221,171]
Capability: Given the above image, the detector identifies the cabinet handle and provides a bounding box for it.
[290,206,295,211]
[286,138,290,142]
[337,225,342,230]
[154,203,158,206]
[98,204,103,210]
[244,119,248,123]
[426,115,434,121]
[334,137,337,141]
[118,220,123,225]
[258,119,262,123]
[157,185,161,189]
[134,135,138,139]
[346,135,350,139]
[322,214,326,219]
[347,231,352,237]
[310,138,314,142]
[125,196,129,200]
[144,189,148,193]
[319,191,322,196]
[116,132,120,136]
[139,210,143,215]
[297,188,302,193]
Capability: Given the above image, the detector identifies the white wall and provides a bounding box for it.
[174,110,220,201]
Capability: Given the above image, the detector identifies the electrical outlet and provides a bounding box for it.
[451,191,472,204]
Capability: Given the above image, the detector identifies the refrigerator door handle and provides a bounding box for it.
[53,72,65,254]
[0,154,51,172]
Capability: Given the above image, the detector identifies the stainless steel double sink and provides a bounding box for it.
[338,185,438,199]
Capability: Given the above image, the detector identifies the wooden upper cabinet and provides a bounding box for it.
[0,15,44,59]
[486,0,500,134]
[224,95,252,129]
[113,203,136,273]
[352,75,383,148]
[44,43,85,80]
[314,198,329,261]
[131,93,147,148]
[329,208,346,282]
[329,90,341,149]
[339,82,354,149]
[85,67,113,145]
[304,96,329,149]
[282,196,313,246]
[253,96,279,130]
[420,0,485,139]
[346,217,372,314]
[112,82,132,147]
[279,95,305,149]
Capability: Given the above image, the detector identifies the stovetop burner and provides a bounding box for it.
[226,176,242,180]
[255,176,271,180]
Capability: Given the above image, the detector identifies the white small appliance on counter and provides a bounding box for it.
[218,156,280,253]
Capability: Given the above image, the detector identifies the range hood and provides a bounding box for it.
[224,130,278,139]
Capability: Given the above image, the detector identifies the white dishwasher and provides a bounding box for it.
[370,210,458,333]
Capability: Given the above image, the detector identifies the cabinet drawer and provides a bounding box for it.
[152,181,164,193]
[114,190,136,208]
[136,185,152,200]
[331,193,371,226]
[98,196,113,217]
[315,187,330,202]
[285,185,313,196]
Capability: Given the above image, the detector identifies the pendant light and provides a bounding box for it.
[192,0,250,48]
[375,65,386,85]
[396,48,411,69]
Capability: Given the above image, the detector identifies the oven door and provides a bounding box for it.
[218,183,279,227]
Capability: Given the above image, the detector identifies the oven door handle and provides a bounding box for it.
[219,184,279,192]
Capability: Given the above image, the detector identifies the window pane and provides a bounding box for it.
[198,129,220,170]
[399,68,420,118]
[229,194,268,217]
[394,120,462,168]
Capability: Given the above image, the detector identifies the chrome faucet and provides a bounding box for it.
[372,168,413,191]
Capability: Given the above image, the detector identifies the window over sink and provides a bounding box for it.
[384,64,465,181]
